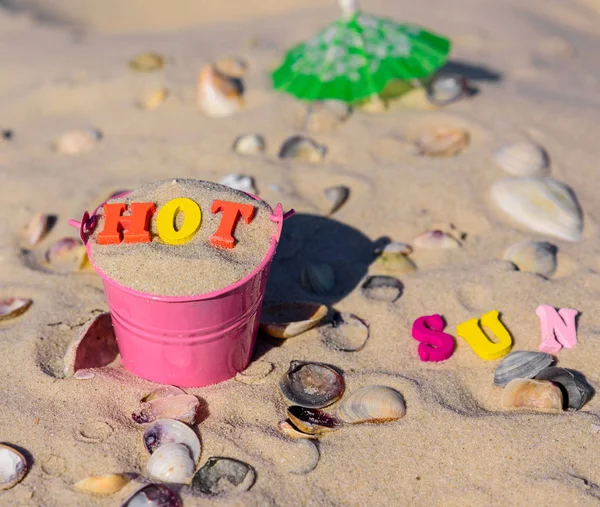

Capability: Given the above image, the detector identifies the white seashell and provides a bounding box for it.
[142,419,201,462]
[133,392,199,425]
[121,484,181,506]
[414,126,469,157]
[219,174,257,195]
[501,378,563,412]
[279,136,327,162]
[232,134,265,155]
[426,74,469,105]
[146,443,196,484]
[300,263,335,294]
[503,240,557,277]
[494,142,549,176]
[73,473,130,495]
[491,176,583,241]
[260,302,328,339]
[197,64,243,118]
[0,298,32,322]
[0,444,28,490]
[22,212,55,246]
[336,385,406,424]
[324,185,350,215]
[55,128,102,155]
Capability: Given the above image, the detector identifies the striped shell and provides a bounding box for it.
[336,386,406,424]
[494,142,549,176]
[493,351,555,387]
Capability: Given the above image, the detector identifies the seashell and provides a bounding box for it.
[0,298,32,322]
[260,301,328,339]
[413,230,461,249]
[336,386,406,424]
[494,142,549,176]
[360,275,403,303]
[232,134,265,156]
[54,128,102,155]
[374,242,417,274]
[197,64,244,118]
[133,391,199,425]
[219,174,257,195]
[300,100,351,133]
[280,361,345,408]
[146,443,196,484]
[278,136,327,162]
[63,313,119,376]
[277,420,317,440]
[215,56,248,78]
[414,126,469,157]
[142,386,186,402]
[74,473,130,495]
[491,177,583,241]
[129,52,165,72]
[45,237,90,272]
[0,444,28,490]
[121,483,182,507]
[286,406,343,435]
[300,263,335,294]
[324,185,350,215]
[142,419,201,462]
[136,86,169,111]
[74,370,95,380]
[493,351,555,387]
[534,367,593,411]
[503,240,558,277]
[426,74,470,105]
[501,378,563,412]
[235,361,273,385]
[22,212,56,246]
[191,457,255,496]
[319,311,369,352]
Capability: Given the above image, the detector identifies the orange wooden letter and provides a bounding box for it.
[97,202,156,245]
[210,200,255,249]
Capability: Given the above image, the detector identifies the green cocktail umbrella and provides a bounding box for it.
[272,0,451,103]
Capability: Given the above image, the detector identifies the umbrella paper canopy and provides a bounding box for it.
[272,0,451,103]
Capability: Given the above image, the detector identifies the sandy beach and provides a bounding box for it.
[1,0,600,505]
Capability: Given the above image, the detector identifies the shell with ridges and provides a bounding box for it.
[121,484,181,507]
[260,302,328,338]
[534,367,593,410]
[146,443,196,484]
[336,386,406,424]
[73,473,130,495]
[0,298,32,322]
[494,351,555,387]
[494,142,549,176]
[501,378,563,411]
[503,240,558,277]
[280,361,345,408]
[197,64,243,118]
[0,444,28,490]
[279,136,326,162]
[301,263,335,294]
[142,419,201,462]
[191,457,255,496]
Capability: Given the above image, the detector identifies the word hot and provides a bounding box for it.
[97,198,255,249]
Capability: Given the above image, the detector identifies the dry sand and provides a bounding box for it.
[1,0,600,505]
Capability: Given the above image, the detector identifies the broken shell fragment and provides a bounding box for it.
[279,136,326,162]
[133,391,199,425]
[129,52,165,72]
[45,237,89,272]
[300,100,351,133]
[494,351,555,387]
[414,126,469,157]
[286,406,343,435]
[301,263,335,294]
[121,483,182,507]
[142,419,201,462]
[146,443,196,484]
[191,457,255,496]
[0,298,33,322]
[197,64,244,118]
[137,86,169,111]
[280,361,345,408]
[320,312,369,352]
[534,367,593,411]
[232,134,265,156]
[54,128,102,155]
[426,74,469,106]
[260,302,328,338]
[22,212,55,246]
[74,474,131,495]
[63,313,119,377]
[219,174,257,195]
[324,185,350,215]
[0,444,28,490]
[360,275,403,303]
[494,142,549,176]
[336,386,406,424]
[501,378,563,412]
[503,240,558,277]
[277,420,317,440]
[413,230,461,249]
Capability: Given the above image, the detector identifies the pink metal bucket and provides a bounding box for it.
[69,195,292,387]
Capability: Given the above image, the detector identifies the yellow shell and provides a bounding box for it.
[73,473,130,495]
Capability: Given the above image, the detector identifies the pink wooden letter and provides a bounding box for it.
[536,304,578,354]
[411,314,455,362]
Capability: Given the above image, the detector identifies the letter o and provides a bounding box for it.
[156,198,202,245]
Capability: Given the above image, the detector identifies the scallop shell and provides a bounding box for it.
[286,406,343,435]
[0,444,28,490]
[197,64,244,118]
[279,136,327,162]
[260,302,328,339]
[534,367,593,410]
[129,52,165,72]
[426,74,469,106]
[414,126,469,157]
[232,134,265,155]
[191,457,255,496]
[74,473,130,495]
[301,263,335,294]
[324,185,350,215]
[55,128,102,155]
[503,240,558,277]
[137,86,169,111]
[494,142,549,176]
[22,212,55,246]
[215,56,248,78]
[133,390,199,425]
[277,420,318,440]
[501,378,563,412]
[493,351,555,387]
[300,100,351,133]
[360,275,403,303]
[142,419,201,462]
[490,177,583,241]
[336,386,406,424]
[0,298,32,322]
[413,230,461,249]
[219,174,257,195]
[63,313,119,376]
[45,237,90,272]
[121,484,181,507]
[320,312,369,352]
[280,361,345,408]
[146,443,196,484]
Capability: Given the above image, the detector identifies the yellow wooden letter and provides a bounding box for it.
[456,310,513,361]
[156,198,202,245]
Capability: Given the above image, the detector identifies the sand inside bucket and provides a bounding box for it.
[88,179,277,296]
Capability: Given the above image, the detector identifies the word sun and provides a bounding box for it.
[97,198,255,249]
